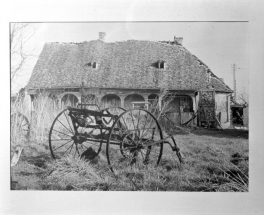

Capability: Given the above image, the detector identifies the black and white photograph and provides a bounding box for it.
[10,21,249,191]
[2,0,264,214]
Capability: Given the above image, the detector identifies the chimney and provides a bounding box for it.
[174,36,183,45]
[99,32,106,42]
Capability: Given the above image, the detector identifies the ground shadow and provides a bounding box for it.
[190,128,248,139]
[21,152,53,169]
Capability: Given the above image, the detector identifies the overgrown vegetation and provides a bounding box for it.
[11,94,249,191]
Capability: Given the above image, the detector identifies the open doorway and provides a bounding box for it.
[231,106,244,126]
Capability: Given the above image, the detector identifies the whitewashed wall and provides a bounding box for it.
[215,93,231,128]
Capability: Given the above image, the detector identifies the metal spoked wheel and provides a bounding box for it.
[11,112,30,142]
[106,108,163,172]
[49,108,102,159]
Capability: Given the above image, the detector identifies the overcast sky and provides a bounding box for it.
[13,22,249,96]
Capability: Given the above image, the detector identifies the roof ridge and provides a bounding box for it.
[46,42,80,45]
[45,39,186,47]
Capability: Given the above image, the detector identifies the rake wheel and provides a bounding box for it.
[106,108,163,172]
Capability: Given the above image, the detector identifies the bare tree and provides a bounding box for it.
[156,88,176,120]
[237,92,248,107]
[10,23,38,94]
[237,88,249,108]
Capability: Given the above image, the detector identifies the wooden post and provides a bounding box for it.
[143,95,149,109]
[227,95,230,122]
[120,96,125,108]
[213,91,216,128]
[198,105,201,127]
[158,97,162,111]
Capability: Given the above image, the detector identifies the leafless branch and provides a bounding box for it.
[149,88,176,122]
[10,23,38,93]
[236,91,248,108]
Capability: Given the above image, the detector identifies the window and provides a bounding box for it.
[92,62,97,69]
[85,62,98,69]
[158,61,166,69]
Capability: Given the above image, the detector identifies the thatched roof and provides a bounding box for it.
[27,39,232,93]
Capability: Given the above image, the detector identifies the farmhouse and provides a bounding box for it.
[26,32,233,128]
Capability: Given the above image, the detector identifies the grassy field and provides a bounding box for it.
[10,95,248,191]
[11,126,248,191]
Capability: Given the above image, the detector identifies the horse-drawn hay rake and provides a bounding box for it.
[49,101,183,172]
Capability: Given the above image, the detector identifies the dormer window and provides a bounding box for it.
[92,62,98,69]
[158,60,167,69]
[85,62,98,69]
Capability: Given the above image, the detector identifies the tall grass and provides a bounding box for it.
[38,135,248,191]
[11,93,248,192]
[30,94,63,142]
[41,156,108,190]
[215,161,248,192]
[11,94,30,146]
[11,94,64,145]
